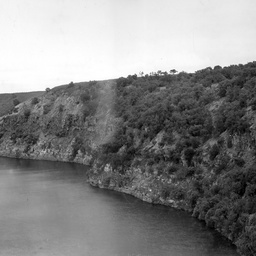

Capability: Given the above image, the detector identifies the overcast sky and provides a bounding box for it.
[0,0,256,93]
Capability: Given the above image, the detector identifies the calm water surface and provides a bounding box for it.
[0,157,239,256]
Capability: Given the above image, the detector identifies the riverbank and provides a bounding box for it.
[0,156,238,256]
[86,158,255,256]
[0,151,246,256]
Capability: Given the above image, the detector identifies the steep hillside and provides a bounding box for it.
[88,62,256,256]
[0,80,117,164]
[0,91,44,117]
[1,62,256,255]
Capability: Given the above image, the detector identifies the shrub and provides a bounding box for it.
[250,98,256,110]
[227,136,233,148]
[31,97,39,105]
[189,192,201,209]
[23,145,30,153]
[218,82,228,97]
[214,155,230,174]
[24,109,31,119]
[80,92,90,103]
[161,185,171,199]
[13,107,18,113]
[175,166,189,180]
[186,167,196,177]
[171,186,185,200]
[102,176,111,187]
[70,137,83,159]
[236,215,256,256]
[13,98,20,106]
[235,157,245,167]
[82,106,90,120]
[68,81,74,88]
[43,104,52,114]
[166,165,178,174]
[55,130,66,137]
[89,80,97,86]
[87,100,98,115]
[24,134,38,145]
[217,137,225,147]
[147,157,155,166]
[184,147,195,166]
[58,104,64,112]
[209,144,219,160]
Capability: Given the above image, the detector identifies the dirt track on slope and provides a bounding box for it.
[94,80,118,147]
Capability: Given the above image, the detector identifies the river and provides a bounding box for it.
[0,157,239,256]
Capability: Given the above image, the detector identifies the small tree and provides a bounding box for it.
[170,69,178,75]
[209,144,219,160]
[68,81,74,88]
[24,109,31,119]
[184,147,195,166]
[31,97,39,105]
[43,103,52,114]
[13,98,20,106]
[80,92,90,103]
[58,104,64,112]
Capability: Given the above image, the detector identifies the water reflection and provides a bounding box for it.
[0,157,238,256]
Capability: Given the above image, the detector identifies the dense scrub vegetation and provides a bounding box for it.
[100,62,256,255]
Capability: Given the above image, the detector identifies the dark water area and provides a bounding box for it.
[0,157,239,256]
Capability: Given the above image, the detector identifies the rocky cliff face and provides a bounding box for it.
[0,80,117,165]
[88,124,256,210]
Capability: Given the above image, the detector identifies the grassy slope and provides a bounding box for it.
[0,91,44,117]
